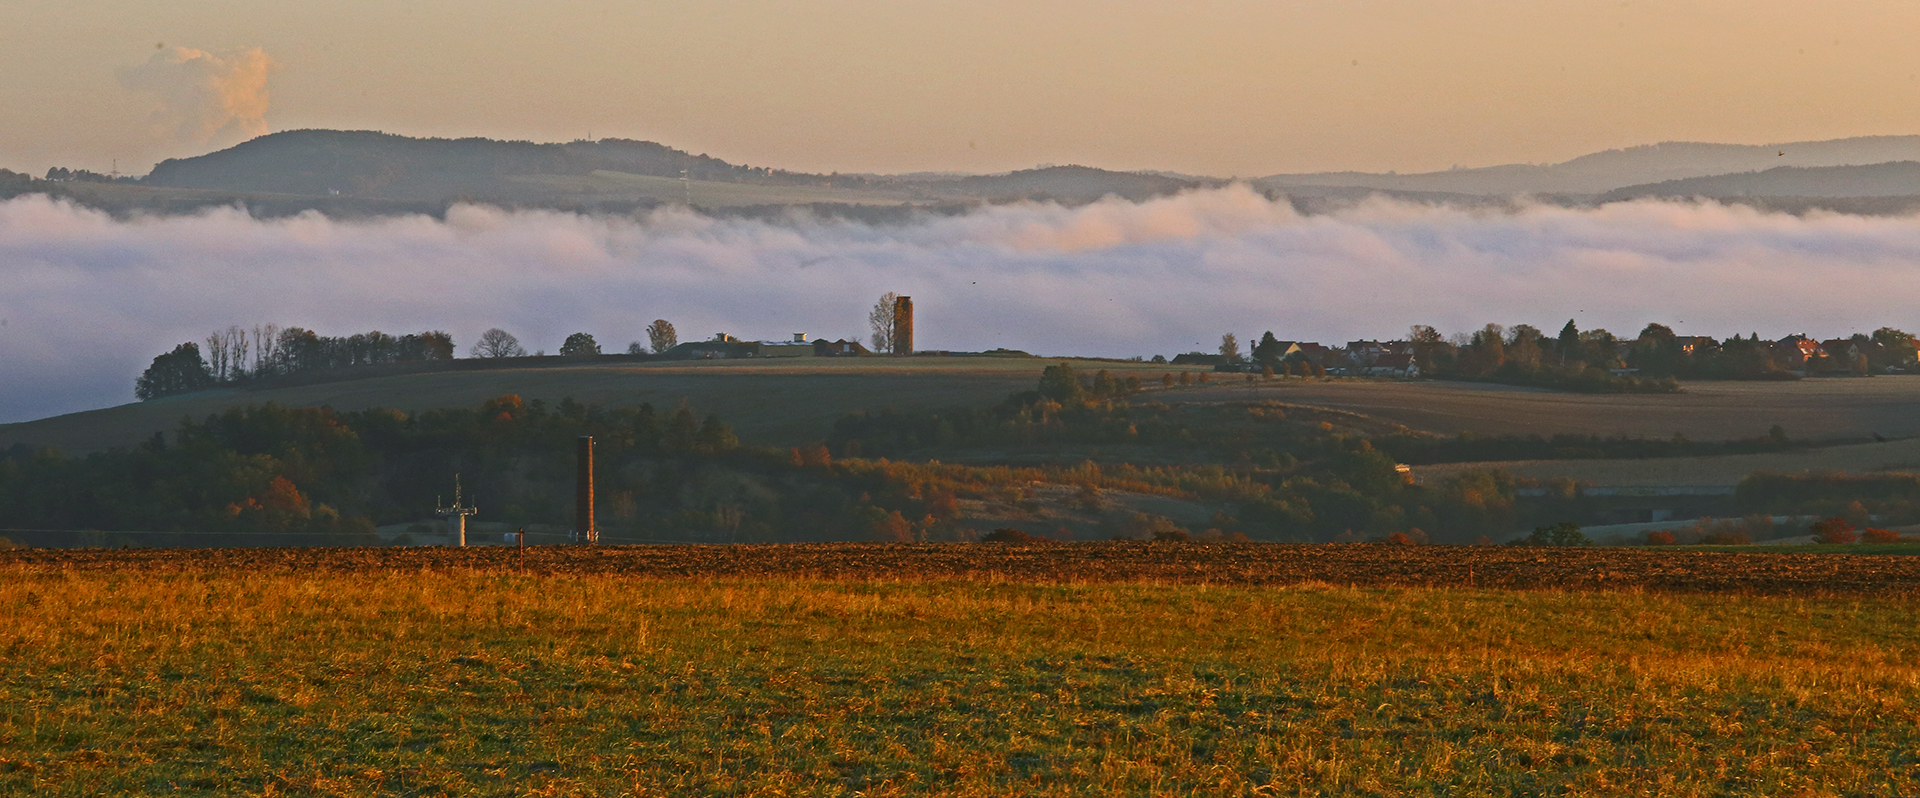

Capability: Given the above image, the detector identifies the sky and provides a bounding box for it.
[4,0,1920,178]
[8,188,1920,423]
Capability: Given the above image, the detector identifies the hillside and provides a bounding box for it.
[1599,161,1920,200]
[0,357,1189,455]
[1258,135,1920,196]
[25,130,1920,213]
[143,129,850,202]
[933,165,1212,203]
[132,131,1208,207]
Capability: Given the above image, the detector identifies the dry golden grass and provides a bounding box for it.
[2,566,1916,795]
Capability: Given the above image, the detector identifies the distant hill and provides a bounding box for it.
[1598,161,1920,201]
[1257,135,1920,196]
[932,165,1211,203]
[129,130,1220,208]
[143,129,841,201]
[38,130,1920,212]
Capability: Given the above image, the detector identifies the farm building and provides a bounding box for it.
[812,339,870,357]
[1364,353,1419,377]
[1171,353,1230,367]
[757,334,817,358]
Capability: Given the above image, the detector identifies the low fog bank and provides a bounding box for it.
[4,185,1920,424]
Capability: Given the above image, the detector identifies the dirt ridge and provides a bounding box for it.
[6,542,1917,596]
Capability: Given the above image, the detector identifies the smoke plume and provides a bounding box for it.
[118,47,274,146]
[4,185,1920,423]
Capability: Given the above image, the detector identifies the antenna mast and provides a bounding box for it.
[435,474,479,546]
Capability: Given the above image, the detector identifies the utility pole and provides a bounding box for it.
[436,474,478,547]
[575,436,597,544]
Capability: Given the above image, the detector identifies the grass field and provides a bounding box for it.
[13,362,1920,465]
[3,546,1917,795]
[1414,436,1920,489]
[1187,376,1920,441]
[0,357,1197,455]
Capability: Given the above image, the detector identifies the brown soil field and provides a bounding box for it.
[1183,375,1920,440]
[7,542,1918,596]
[0,357,1199,454]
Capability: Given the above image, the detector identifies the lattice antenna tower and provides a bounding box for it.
[436,474,479,547]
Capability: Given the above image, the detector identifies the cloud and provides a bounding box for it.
[4,186,1920,423]
[118,46,274,146]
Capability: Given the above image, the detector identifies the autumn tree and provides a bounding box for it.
[869,292,899,353]
[1219,333,1241,362]
[1505,324,1543,373]
[1408,325,1452,374]
[559,332,602,357]
[1457,324,1506,377]
[135,342,215,400]
[646,319,678,354]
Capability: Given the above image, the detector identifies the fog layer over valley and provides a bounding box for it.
[5,185,1920,423]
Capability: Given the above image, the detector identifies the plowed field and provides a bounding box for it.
[8,542,1918,596]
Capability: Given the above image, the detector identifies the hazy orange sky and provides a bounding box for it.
[6,0,1919,177]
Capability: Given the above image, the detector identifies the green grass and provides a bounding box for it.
[0,357,1200,454]
[3,571,1916,795]
[1679,542,1920,555]
[1194,376,1920,448]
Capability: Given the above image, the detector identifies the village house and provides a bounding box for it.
[1364,353,1420,377]
[1775,335,1824,368]
[1345,340,1386,367]
[1672,336,1715,355]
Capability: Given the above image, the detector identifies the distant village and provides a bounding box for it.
[135,291,1920,402]
[1173,326,1920,380]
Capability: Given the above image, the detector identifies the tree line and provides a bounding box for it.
[1411,321,1916,383]
[138,325,454,400]
[136,319,693,401]
[1218,321,1919,392]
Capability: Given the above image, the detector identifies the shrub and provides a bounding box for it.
[982,527,1042,543]
[1520,522,1591,547]
[1384,531,1417,546]
[1645,530,1677,546]
[1120,513,1190,541]
[1862,527,1902,544]
[1811,517,1859,545]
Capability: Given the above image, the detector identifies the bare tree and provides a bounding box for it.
[869,292,898,353]
[204,330,229,382]
[470,328,528,358]
[251,323,280,374]
[227,326,249,379]
[645,319,678,354]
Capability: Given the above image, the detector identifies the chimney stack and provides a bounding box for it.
[892,296,913,355]
[576,436,596,544]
